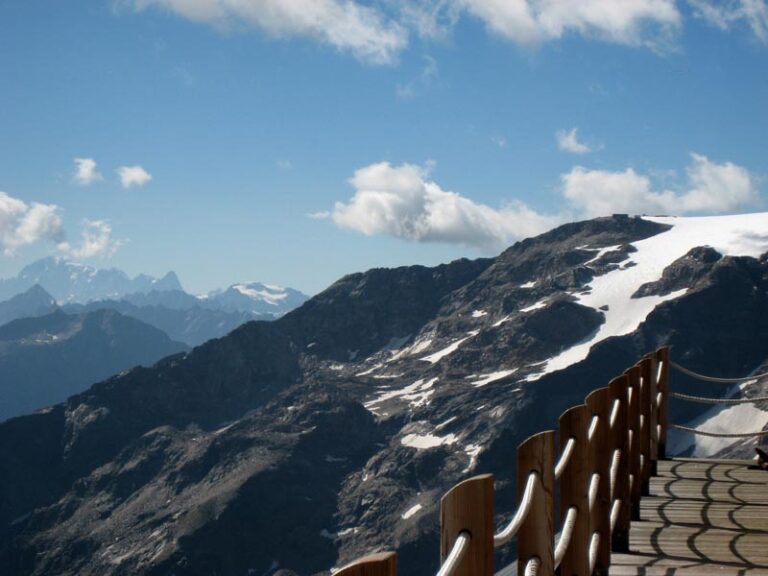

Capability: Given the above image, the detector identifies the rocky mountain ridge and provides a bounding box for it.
[2,214,768,576]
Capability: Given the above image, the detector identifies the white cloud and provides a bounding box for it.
[123,0,407,65]
[562,153,758,217]
[327,162,560,250]
[689,0,768,41]
[58,220,121,259]
[458,0,681,48]
[73,158,103,185]
[491,135,508,148]
[117,165,153,188]
[0,192,65,256]
[556,128,592,154]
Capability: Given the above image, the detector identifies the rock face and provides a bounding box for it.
[0,309,189,422]
[3,214,768,576]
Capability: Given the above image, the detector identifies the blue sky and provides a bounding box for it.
[1,0,767,295]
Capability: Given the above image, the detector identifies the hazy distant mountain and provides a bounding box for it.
[64,295,264,347]
[0,285,57,326]
[202,282,309,315]
[0,308,188,422]
[0,257,183,303]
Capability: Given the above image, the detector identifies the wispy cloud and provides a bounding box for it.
[0,191,65,256]
[121,0,407,65]
[58,220,122,259]
[117,165,153,188]
[73,157,103,185]
[556,128,592,154]
[689,0,768,42]
[396,55,438,100]
[459,0,681,49]
[491,135,508,148]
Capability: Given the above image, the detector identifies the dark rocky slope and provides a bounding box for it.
[2,215,768,576]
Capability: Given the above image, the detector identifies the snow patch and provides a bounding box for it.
[421,331,479,363]
[667,382,768,457]
[470,369,517,388]
[401,432,459,449]
[520,281,536,288]
[233,283,287,306]
[401,504,423,519]
[472,309,487,318]
[583,245,622,265]
[520,300,547,313]
[463,444,483,473]
[365,377,438,412]
[531,215,768,379]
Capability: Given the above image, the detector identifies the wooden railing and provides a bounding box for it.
[334,347,670,576]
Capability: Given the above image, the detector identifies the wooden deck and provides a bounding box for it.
[612,458,768,575]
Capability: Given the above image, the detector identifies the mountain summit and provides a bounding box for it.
[2,214,768,575]
[0,257,184,303]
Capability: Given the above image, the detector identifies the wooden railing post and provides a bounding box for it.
[559,405,590,576]
[334,552,397,576]
[440,474,494,576]
[655,346,670,459]
[608,375,630,552]
[517,431,555,576]
[624,365,642,518]
[638,358,651,496]
[645,353,660,472]
[585,387,610,575]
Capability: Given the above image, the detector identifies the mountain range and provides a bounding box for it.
[0,257,309,317]
[2,214,768,575]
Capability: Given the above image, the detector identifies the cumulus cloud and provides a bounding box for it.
[122,0,407,65]
[557,128,592,154]
[73,158,103,185]
[117,165,153,188]
[562,153,758,217]
[458,0,681,48]
[0,192,65,256]
[58,220,121,259]
[324,162,560,250]
[689,0,768,42]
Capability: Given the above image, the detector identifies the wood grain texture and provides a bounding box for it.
[656,347,670,458]
[625,365,642,518]
[585,386,611,573]
[440,474,494,576]
[334,552,397,576]
[559,404,590,576]
[609,374,631,548]
[517,431,555,576]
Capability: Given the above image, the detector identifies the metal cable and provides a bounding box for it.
[588,415,599,442]
[588,532,600,575]
[670,390,768,405]
[671,423,768,438]
[524,557,541,576]
[670,361,766,384]
[610,499,621,532]
[588,473,600,512]
[494,472,538,547]
[554,438,576,480]
[609,399,620,429]
[436,531,470,576]
[554,507,578,570]
[609,449,620,501]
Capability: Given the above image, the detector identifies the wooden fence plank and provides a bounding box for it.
[559,404,590,576]
[440,474,494,576]
[517,430,555,576]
